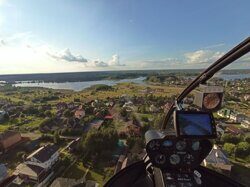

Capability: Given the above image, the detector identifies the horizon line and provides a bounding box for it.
[0,68,249,76]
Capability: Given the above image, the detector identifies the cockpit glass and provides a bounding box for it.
[0,1,249,186]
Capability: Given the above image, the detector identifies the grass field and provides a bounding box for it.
[63,161,108,186]
[0,123,11,132]
[59,83,184,103]
[63,161,87,179]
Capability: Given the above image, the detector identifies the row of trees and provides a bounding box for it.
[222,134,250,160]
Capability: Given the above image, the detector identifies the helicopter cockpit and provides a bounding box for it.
[105,37,250,187]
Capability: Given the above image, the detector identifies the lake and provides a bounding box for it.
[13,77,146,91]
[12,73,250,91]
[215,73,250,80]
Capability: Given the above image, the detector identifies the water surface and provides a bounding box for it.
[14,77,146,91]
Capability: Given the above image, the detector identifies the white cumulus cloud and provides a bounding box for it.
[88,59,108,67]
[185,50,224,64]
[48,48,88,63]
[108,54,124,66]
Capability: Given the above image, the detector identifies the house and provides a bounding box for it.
[114,155,126,174]
[123,101,134,112]
[13,144,59,186]
[161,103,172,113]
[217,108,232,118]
[120,94,130,101]
[105,101,115,108]
[56,110,63,118]
[149,104,158,113]
[123,101,133,108]
[0,131,22,153]
[121,157,129,170]
[0,99,8,106]
[25,144,59,170]
[217,122,227,127]
[140,87,153,94]
[56,102,67,110]
[126,123,141,136]
[216,126,225,136]
[226,125,243,135]
[0,110,7,121]
[183,97,194,104]
[74,109,85,119]
[203,145,232,172]
[104,115,113,120]
[120,153,136,170]
[0,164,8,183]
[84,119,104,132]
[229,113,246,123]
[241,119,250,128]
[91,100,99,108]
[124,106,133,112]
[67,102,75,109]
[243,94,250,101]
[50,177,98,187]
[2,104,17,113]
[156,88,164,93]
[13,163,52,186]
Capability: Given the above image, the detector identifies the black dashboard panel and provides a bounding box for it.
[146,135,212,171]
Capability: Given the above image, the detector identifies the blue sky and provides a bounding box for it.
[0,0,249,74]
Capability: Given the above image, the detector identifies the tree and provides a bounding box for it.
[120,108,127,117]
[141,123,150,135]
[17,151,26,160]
[39,117,56,131]
[127,137,136,149]
[141,116,149,122]
[74,98,80,102]
[223,143,236,156]
[132,114,139,125]
[44,110,52,117]
[0,113,9,123]
[141,105,147,114]
[63,109,74,118]
[24,106,39,115]
[126,137,145,150]
[235,142,250,158]
[83,128,118,159]
[221,134,242,144]
[53,130,61,144]
[153,114,163,129]
[244,136,250,144]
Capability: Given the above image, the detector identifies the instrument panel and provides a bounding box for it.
[146,136,212,171]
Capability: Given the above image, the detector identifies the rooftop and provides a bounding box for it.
[0,131,20,140]
[15,163,44,177]
[27,144,59,163]
[104,115,113,120]
[205,145,231,165]
[226,125,243,134]
[0,164,7,179]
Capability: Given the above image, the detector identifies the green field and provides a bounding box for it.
[63,161,111,186]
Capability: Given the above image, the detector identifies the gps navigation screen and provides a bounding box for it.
[177,113,213,136]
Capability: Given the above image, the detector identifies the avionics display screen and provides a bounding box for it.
[175,111,216,138]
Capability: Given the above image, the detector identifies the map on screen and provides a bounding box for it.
[177,113,213,136]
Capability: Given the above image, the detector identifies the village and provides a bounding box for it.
[0,77,249,186]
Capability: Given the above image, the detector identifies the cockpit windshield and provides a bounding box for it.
[0,1,249,187]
